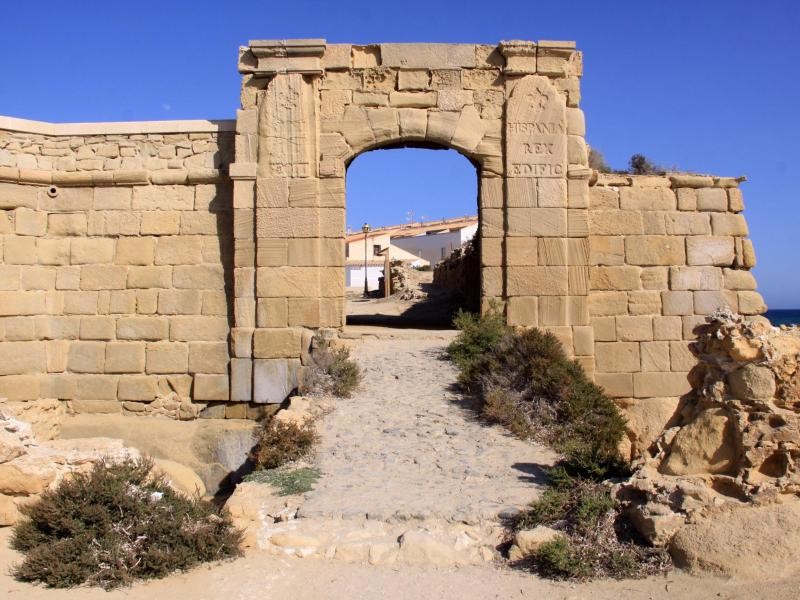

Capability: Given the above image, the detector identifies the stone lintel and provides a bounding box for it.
[537,40,577,49]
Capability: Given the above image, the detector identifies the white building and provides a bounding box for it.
[343,216,477,289]
[392,220,478,267]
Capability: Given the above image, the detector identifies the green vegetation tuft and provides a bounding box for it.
[244,467,321,496]
[11,459,242,590]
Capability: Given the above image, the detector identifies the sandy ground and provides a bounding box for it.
[301,337,557,522]
[3,529,799,600]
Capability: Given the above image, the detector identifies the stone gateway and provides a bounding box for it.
[0,40,765,446]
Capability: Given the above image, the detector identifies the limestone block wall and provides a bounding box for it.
[0,118,236,416]
[587,172,764,454]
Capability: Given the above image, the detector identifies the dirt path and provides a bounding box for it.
[301,337,557,522]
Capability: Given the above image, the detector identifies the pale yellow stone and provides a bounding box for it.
[595,341,639,373]
[625,236,685,266]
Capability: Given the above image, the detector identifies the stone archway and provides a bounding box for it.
[228,39,591,403]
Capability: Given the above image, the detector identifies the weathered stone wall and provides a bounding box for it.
[0,40,769,425]
[0,118,238,416]
[587,173,764,454]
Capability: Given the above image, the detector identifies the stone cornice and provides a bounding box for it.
[239,39,326,75]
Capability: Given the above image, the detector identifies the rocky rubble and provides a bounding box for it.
[0,402,140,526]
[618,310,800,574]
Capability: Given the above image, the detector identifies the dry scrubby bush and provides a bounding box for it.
[11,459,242,590]
[302,335,362,398]
[448,310,626,477]
[513,467,670,580]
[448,312,670,579]
[249,419,319,470]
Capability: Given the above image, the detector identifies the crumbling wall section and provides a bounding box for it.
[587,173,764,458]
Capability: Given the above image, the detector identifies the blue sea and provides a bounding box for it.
[765,309,800,327]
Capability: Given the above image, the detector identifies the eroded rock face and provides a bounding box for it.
[0,408,140,526]
[619,310,800,569]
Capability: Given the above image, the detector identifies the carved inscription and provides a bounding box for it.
[505,76,567,178]
[260,73,317,178]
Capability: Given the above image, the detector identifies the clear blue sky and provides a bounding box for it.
[1,1,798,307]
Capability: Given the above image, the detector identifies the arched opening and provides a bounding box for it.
[344,145,480,328]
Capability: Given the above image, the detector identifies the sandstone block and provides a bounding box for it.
[67,341,105,373]
[188,342,230,374]
[47,213,87,237]
[169,316,228,342]
[589,210,643,235]
[117,317,169,340]
[589,291,628,316]
[660,407,734,475]
[595,341,639,373]
[132,185,194,211]
[80,265,128,290]
[154,236,203,265]
[628,290,661,315]
[140,211,180,235]
[194,374,229,401]
[253,328,303,359]
[693,290,737,315]
[641,341,670,371]
[0,341,45,375]
[669,266,722,291]
[70,238,115,264]
[589,236,624,266]
[653,316,682,341]
[507,266,568,296]
[619,187,676,211]
[625,236,685,266]
[590,266,641,291]
[616,315,653,341]
[633,371,691,398]
[695,188,727,212]
[686,236,734,266]
[94,187,131,210]
[13,208,46,236]
[737,291,767,315]
[253,358,299,404]
[114,237,155,265]
[104,342,146,373]
[710,213,748,236]
[127,266,172,289]
[145,342,188,374]
[79,316,115,340]
[661,291,693,316]
[397,69,430,90]
[595,372,632,397]
[676,188,697,211]
[157,290,202,315]
[117,375,158,401]
[722,268,756,290]
[664,212,711,236]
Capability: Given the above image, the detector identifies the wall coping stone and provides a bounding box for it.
[0,115,235,136]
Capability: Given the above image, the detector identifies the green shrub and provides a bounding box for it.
[250,419,318,470]
[446,308,509,388]
[244,467,321,496]
[628,153,662,175]
[11,459,242,590]
[459,326,626,477]
[303,335,362,398]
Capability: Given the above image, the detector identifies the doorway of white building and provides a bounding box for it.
[344,146,479,328]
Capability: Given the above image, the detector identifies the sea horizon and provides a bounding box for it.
[765,308,800,327]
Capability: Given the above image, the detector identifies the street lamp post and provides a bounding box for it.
[362,222,371,298]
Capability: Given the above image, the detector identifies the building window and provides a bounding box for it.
[345,244,349,258]
[441,247,446,259]
[373,244,381,255]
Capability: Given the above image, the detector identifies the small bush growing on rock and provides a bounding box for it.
[250,419,318,470]
[588,147,612,173]
[303,336,362,398]
[628,153,662,175]
[513,468,670,580]
[10,458,242,590]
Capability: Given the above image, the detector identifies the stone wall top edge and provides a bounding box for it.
[593,171,747,188]
[0,115,236,136]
